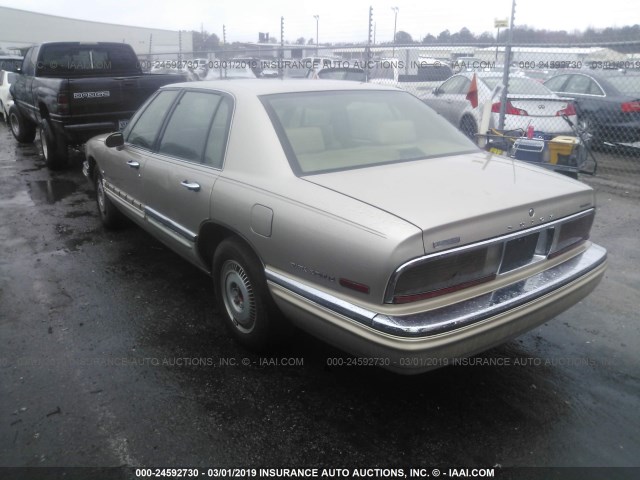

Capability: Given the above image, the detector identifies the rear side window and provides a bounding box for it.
[439,76,469,94]
[204,97,233,168]
[565,75,604,96]
[158,91,224,162]
[126,90,179,150]
[544,75,569,92]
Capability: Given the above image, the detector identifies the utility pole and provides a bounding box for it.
[313,15,319,55]
[366,6,373,81]
[498,0,516,131]
[391,6,399,57]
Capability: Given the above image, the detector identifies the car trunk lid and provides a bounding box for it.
[304,151,595,254]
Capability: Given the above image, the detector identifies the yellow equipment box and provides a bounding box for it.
[549,136,579,165]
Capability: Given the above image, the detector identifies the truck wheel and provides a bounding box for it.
[213,238,289,351]
[8,105,36,143]
[39,120,69,170]
[95,170,125,229]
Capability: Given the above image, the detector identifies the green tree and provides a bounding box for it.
[192,30,220,52]
[395,31,413,44]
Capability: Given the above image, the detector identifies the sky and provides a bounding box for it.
[1,0,636,44]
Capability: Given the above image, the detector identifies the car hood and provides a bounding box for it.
[304,151,595,254]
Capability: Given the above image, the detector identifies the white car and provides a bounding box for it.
[0,70,17,121]
[205,60,256,80]
[421,72,578,139]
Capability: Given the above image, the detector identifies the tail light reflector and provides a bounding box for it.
[556,103,577,116]
[57,93,70,115]
[621,101,640,113]
[491,101,528,116]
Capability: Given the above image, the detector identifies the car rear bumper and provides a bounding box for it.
[266,243,607,374]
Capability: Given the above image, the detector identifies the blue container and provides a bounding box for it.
[512,138,545,162]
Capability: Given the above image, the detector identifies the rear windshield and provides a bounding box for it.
[261,90,477,175]
[38,45,139,76]
[482,76,552,95]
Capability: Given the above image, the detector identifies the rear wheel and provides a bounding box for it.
[8,105,36,143]
[213,238,289,351]
[39,120,69,170]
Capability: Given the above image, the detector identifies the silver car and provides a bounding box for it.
[422,72,578,139]
[84,80,606,374]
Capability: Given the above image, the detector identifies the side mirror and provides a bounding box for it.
[432,87,441,95]
[105,132,124,148]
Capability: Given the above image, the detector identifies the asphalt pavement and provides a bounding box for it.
[0,121,638,477]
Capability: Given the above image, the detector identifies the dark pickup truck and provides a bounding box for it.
[9,42,185,168]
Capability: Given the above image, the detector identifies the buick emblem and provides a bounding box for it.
[538,105,545,109]
[529,208,535,217]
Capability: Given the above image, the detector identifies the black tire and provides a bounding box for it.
[460,116,478,142]
[578,114,601,149]
[213,238,288,351]
[95,170,125,229]
[39,120,69,170]
[8,105,36,143]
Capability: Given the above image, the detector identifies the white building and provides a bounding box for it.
[0,6,193,58]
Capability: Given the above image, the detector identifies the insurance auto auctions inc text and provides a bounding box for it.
[256,468,495,478]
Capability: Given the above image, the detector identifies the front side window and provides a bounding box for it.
[126,90,179,150]
[158,91,223,162]
[262,90,477,175]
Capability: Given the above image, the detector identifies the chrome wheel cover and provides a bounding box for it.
[40,128,48,159]
[96,176,106,215]
[9,112,20,138]
[221,259,256,333]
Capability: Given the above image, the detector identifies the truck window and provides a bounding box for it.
[37,44,139,76]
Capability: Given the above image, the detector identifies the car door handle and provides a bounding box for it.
[180,181,201,192]
[127,160,140,169]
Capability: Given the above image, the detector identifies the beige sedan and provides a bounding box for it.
[84,80,606,374]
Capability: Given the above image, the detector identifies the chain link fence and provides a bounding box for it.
[140,37,640,190]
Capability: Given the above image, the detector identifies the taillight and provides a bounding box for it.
[389,210,596,304]
[491,101,528,116]
[392,244,502,304]
[548,211,594,259]
[556,103,577,116]
[621,101,640,113]
[57,93,70,115]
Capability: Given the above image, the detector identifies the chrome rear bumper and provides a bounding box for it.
[266,243,606,338]
[266,243,606,373]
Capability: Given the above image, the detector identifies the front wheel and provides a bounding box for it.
[213,238,288,351]
[8,105,36,143]
[95,170,125,229]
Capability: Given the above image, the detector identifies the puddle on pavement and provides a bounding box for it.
[27,179,79,204]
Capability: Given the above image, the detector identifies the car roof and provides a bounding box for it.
[159,78,399,96]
